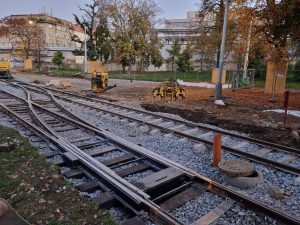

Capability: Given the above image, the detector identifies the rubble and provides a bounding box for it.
[268,186,285,200]
[47,80,71,89]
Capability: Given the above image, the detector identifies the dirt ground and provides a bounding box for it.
[14,73,300,148]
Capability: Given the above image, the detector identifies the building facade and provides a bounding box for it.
[155,11,215,71]
[0,13,84,67]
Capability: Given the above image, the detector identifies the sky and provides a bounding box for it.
[1,0,199,22]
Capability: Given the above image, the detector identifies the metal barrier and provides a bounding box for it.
[227,69,255,90]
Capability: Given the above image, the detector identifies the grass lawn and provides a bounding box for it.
[255,73,300,89]
[0,125,116,225]
[49,67,84,77]
[110,71,300,90]
[109,71,211,82]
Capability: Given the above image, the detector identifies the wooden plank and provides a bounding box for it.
[133,168,184,191]
[92,193,115,209]
[101,155,135,167]
[192,201,232,225]
[253,148,273,156]
[160,187,199,212]
[116,164,150,178]
[55,127,78,133]
[63,169,84,179]
[122,216,145,225]
[277,154,298,164]
[77,181,100,193]
[77,141,107,150]
[70,137,91,143]
[63,152,79,163]
[89,146,118,157]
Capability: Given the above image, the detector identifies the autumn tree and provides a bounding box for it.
[253,0,300,61]
[0,17,45,59]
[103,0,163,73]
[195,0,242,68]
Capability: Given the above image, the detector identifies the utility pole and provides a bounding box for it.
[214,0,229,100]
[37,30,40,72]
[84,25,88,74]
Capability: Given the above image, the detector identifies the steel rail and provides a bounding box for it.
[1,82,300,224]
[34,84,300,155]
[0,85,152,201]
[16,83,300,175]
[0,95,182,225]
[3,88,299,225]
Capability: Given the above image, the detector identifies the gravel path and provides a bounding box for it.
[58,98,300,221]
[0,83,299,224]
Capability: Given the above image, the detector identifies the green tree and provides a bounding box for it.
[176,43,194,72]
[254,0,300,60]
[293,61,300,82]
[52,51,64,68]
[167,37,181,71]
[95,16,112,62]
[151,48,163,69]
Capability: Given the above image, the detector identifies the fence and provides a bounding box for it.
[226,69,255,90]
[109,70,211,82]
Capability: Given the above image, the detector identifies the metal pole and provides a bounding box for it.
[37,30,40,72]
[12,42,15,69]
[214,0,229,100]
[84,26,88,74]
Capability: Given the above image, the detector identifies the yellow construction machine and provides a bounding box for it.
[0,59,12,79]
[152,79,186,101]
[91,71,116,93]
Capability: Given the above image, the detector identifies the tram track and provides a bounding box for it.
[0,80,299,224]
[15,81,300,175]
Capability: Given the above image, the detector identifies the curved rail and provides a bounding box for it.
[13,82,300,175]
[0,85,299,225]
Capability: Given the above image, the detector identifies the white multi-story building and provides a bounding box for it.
[155,11,215,70]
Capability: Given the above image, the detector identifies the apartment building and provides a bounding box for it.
[0,13,84,66]
[11,13,82,47]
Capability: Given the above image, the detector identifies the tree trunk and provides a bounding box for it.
[200,54,204,71]
[128,64,132,75]
[122,65,126,74]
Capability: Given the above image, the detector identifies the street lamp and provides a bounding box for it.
[214,0,229,100]
[28,19,41,72]
[84,25,88,74]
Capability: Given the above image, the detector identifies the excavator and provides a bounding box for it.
[0,59,12,79]
[152,79,186,101]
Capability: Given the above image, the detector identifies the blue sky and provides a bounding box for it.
[1,0,199,21]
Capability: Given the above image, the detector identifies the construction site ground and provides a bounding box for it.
[14,73,300,148]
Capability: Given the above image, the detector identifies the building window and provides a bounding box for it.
[180,39,185,44]
[49,24,53,29]
[57,26,62,30]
